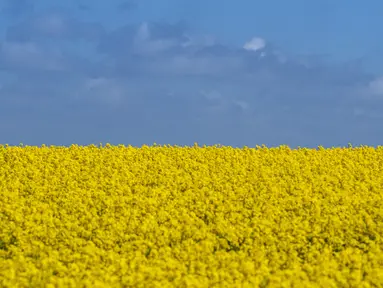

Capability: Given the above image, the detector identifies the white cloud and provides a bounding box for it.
[133,22,178,55]
[181,34,216,47]
[2,15,382,148]
[2,41,39,59]
[368,76,383,96]
[200,89,228,113]
[243,37,266,52]
[353,107,383,119]
[136,22,150,41]
[78,77,125,107]
[232,100,249,111]
[1,41,66,70]
[144,55,245,76]
[200,89,222,101]
[34,13,66,36]
[5,10,105,43]
[353,107,365,116]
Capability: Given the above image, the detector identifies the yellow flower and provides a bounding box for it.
[0,145,382,287]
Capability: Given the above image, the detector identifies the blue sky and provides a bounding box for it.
[1,0,383,148]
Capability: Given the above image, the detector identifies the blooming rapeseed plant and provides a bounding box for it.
[0,144,382,287]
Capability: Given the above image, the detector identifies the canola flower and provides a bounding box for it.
[0,143,383,287]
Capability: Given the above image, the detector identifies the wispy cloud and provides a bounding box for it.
[0,41,66,71]
[6,9,105,42]
[1,0,34,17]
[0,7,382,147]
[117,1,137,11]
[243,37,266,52]
[368,76,383,96]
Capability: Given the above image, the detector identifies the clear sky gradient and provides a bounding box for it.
[1,0,383,148]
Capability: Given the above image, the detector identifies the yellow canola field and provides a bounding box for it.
[1,144,383,288]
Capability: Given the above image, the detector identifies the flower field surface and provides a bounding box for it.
[1,144,383,287]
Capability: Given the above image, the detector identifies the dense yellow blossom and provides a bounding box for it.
[0,143,383,287]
